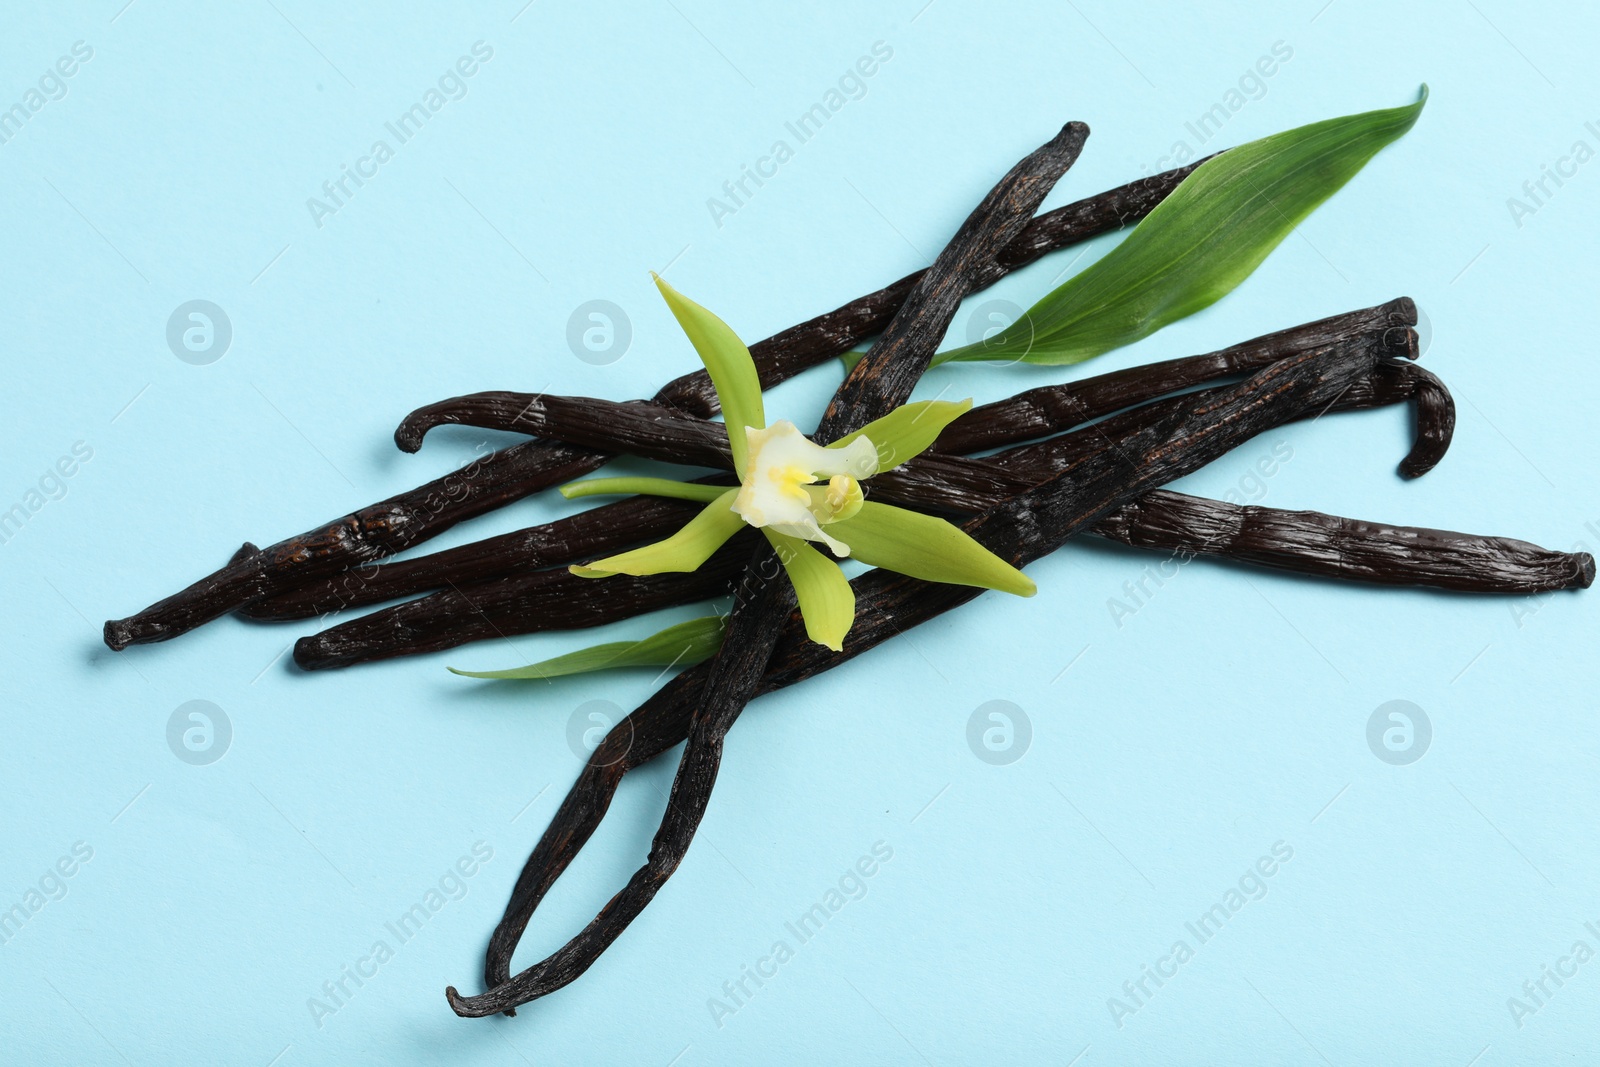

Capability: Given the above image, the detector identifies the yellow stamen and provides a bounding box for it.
[769,464,816,503]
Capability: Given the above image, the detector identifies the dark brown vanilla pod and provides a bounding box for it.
[294,534,758,670]
[393,392,732,463]
[103,438,609,650]
[818,125,1092,433]
[977,342,1428,490]
[932,297,1415,454]
[459,121,1094,1015]
[459,321,1391,1018]
[1396,361,1453,478]
[651,151,1220,416]
[107,142,1196,650]
[238,481,733,622]
[873,347,1429,513]
[1093,492,1595,593]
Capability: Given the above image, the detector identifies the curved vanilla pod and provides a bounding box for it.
[454,120,1094,1015]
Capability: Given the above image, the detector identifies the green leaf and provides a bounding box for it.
[829,501,1036,597]
[561,476,728,503]
[653,274,765,472]
[447,616,726,680]
[573,489,744,577]
[765,530,855,651]
[831,399,974,470]
[936,87,1428,366]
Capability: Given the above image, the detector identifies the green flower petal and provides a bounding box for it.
[831,398,973,470]
[574,489,744,577]
[765,530,855,651]
[447,616,726,680]
[653,274,765,472]
[561,476,728,503]
[828,502,1036,597]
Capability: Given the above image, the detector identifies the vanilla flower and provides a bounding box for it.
[562,276,1034,651]
[732,420,876,556]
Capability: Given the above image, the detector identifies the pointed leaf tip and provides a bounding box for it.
[578,489,744,576]
[653,277,765,470]
[766,531,855,651]
[829,502,1036,596]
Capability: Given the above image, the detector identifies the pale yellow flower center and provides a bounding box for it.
[770,464,815,504]
[731,420,878,557]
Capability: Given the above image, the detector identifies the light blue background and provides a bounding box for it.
[3,0,1596,1063]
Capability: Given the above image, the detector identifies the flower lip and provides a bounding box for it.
[730,420,878,557]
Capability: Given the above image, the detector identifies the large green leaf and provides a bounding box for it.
[935,87,1428,366]
[765,530,855,651]
[830,501,1036,596]
[572,489,744,577]
[831,398,973,470]
[653,274,765,472]
[447,616,726,680]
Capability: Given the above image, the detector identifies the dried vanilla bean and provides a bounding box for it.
[238,488,727,621]
[103,438,605,650]
[1093,493,1594,593]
